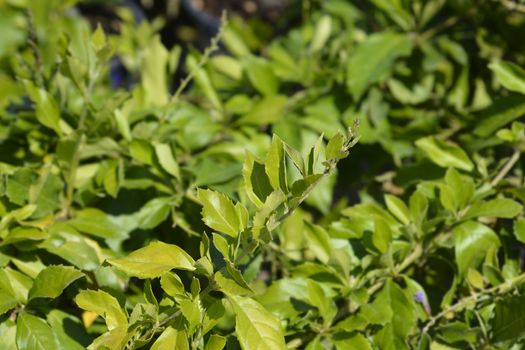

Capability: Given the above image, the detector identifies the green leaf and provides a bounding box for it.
[2,227,47,246]
[47,309,92,350]
[0,289,17,315]
[384,194,410,225]
[155,143,181,180]
[160,272,186,298]
[179,299,201,334]
[212,233,231,259]
[67,208,127,240]
[203,300,226,335]
[372,217,393,254]
[346,31,412,99]
[514,218,525,244]
[205,334,227,350]
[306,135,324,175]
[215,266,254,296]
[0,267,33,304]
[440,168,475,214]
[211,55,243,80]
[42,223,102,271]
[307,280,337,324]
[325,132,348,162]
[28,265,84,301]
[31,171,64,217]
[251,189,286,239]
[464,198,522,219]
[6,168,34,205]
[310,15,332,52]
[493,294,525,342]
[291,174,323,198]
[10,255,45,279]
[333,314,368,332]
[87,326,129,350]
[243,55,279,96]
[22,81,62,134]
[243,153,273,208]
[229,294,287,350]
[142,35,169,106]
[133,197,171,230]
[409,191,428,229]
[16,312,61,350]
[333,333,372,350]
[467,268,484,289]
[187,54,222,110]
[75,289,128,329]
[474,96,525,137]
[238,95,287,125]
[265,135,288,192]
[130,139,155,165]
[304,222,332,264]
[114,109,131,141]
[150,326,189,350]
[109,241,195,279]
[489,61,525,95]
[91,23,106,52]
[305,336,323,350]
[372,279,417,350]
[453,221,500,277]
[222,26,250,57]
[415,136,474,171]
[0,319,17,350]
[370,0,411,29]
[198,189,246,238]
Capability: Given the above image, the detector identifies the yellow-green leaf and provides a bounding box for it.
[229,295,287,350]
[415,136,473,171]
[16,312,61,350]
[198,189,246,238]
[28,265,84,301]
[489,61,525,95]
[109,241,195,278]
[76,289,127,330]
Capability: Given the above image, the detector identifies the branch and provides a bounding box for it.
[491,148,521,187]
[421,272,525,336]
[168,10,228,109]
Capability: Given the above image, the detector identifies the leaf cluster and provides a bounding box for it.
[1,1,525,349]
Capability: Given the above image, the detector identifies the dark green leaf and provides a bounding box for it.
[493,295,525,342]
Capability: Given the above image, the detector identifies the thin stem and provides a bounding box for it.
[491,148,521,187]
[158,310,181,328]
[167,11,228,110]
[421,272,525,335]
[64,69,99,216]
[26,10,45,86]
[418,16,459,42]
[366,244,423,296]
[395,244,423,275]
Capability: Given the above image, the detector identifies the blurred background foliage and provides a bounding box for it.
[2,0,525,349]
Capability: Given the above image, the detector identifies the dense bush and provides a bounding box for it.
[2,0,525,349]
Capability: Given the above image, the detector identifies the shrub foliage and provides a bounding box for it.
[1,1,525,349]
